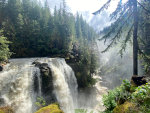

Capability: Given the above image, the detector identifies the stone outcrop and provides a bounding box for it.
[131,75,150,86]
[32,61,56,104]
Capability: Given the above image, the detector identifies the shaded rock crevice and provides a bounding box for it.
[32,61,57,105]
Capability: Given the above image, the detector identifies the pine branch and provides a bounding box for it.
[137,1,150,15]
[119,24,134,57]
[99,11,132,43]
[110,1,129,20]
[101,12,133,53]
[92,0,111,15]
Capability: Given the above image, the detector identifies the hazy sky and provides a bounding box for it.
[47,0,127,31]
[66,0,128,14]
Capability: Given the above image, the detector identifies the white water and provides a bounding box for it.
[39,58,78,113]
[0,58,78,113]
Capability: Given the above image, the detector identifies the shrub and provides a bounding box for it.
[35,97,46,108]
[132,82,150,103]
[0,31,12,62]
[132,83,150,102]
[103,80,131,111]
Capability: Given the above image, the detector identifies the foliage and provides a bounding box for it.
[130,82,150,113]
[103,80,131,111]
[138,1,150,73]
[35,97,46,108]
[0,0,98,58]
[0,0,99,87]
[0,30,12,62]
[75,109,88,113]
[94,0,136,55]
[94,0,150,76]
[103,79,150,113]
[95,0,150,74]
[131,82,150,103]
[75,109,94,113]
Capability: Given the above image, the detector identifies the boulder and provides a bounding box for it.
[131,75,147,86]
[39,63,50,76]
[0,98,5,106]
[35,104,64,113]
[32,61,41,67]
[32,61,57,104]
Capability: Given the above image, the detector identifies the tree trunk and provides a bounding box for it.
[133,0,138,76]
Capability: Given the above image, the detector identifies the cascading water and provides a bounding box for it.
[0,59,39,113]
[0,58,78,113]
[39,58,78,113]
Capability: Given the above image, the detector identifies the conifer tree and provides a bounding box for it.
[93,0,150,76]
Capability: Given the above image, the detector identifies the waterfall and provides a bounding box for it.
[38,58,78,113]
[49,58,78,113]
[0,58,78,113]
[0,59,39,113]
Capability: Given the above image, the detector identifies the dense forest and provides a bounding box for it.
[0,0,150,113]
[0,0,99,87]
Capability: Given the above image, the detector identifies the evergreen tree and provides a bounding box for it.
[0,30,11,62]
[93,0,150,76]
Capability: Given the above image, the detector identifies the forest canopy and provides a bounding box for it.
[0,0,99,88]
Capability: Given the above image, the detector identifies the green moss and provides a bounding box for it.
[113,101,137,113]
[35,104,64,113]
[130,79,138,93]
[75,109,88,113]
[0,106,14,113]
[0,110,4,113]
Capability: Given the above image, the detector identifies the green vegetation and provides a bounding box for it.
[0,0,98,87]
[102,80,150,113]
[35,97,46,108]
[35,104,64,113]
[0,0,98,58]
[0,106,14,113]
[94,0,150,76]
[75,109,94,113]
[75,109,88,113]
[102,80,131,112]
[0,30,11,62]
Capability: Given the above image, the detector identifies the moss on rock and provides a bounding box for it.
[0,106,14,113]
[35,104,64,113]
[113,101,137,113]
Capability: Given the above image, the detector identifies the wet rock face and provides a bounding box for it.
[0,65,3,71]
[32,61,57,104]
[0,98,5,106]
[131,75,147,86]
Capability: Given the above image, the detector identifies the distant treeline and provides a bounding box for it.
[0,0,98,57]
